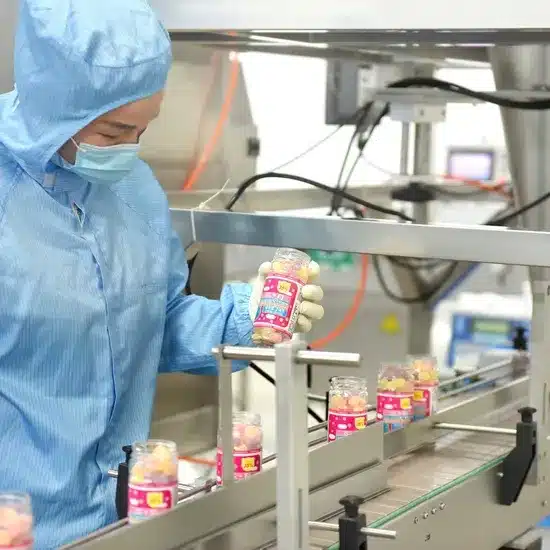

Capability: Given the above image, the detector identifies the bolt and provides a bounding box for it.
[497,472,504,478]
[431,508,437,515]
[439,503,446,510]
[423,512,429,519]
[413,517,419,524]
[425,534,431,542]
[543,500,548,507]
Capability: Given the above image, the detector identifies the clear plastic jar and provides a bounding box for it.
[376,363,414,433]
[0,493,32,549]
[408,355,439,421]
[128,439,178,524]
[327,376,368,442]
[252,248,311,346]
[216,412,263,485]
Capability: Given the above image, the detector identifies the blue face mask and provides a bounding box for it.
[57,139,140,185]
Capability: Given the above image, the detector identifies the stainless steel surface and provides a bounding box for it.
[308,521,397,540]
[439,357,514,389]
[275,339,309,550]
[68,374,532,549]
[212,345,362,367]
[150,0,550,35]
[175,209,550,267]
[365,428,548,550]
[216,350,235,486]
[434,422,517,435]
[167,182,508,211]
[67,422,386,549]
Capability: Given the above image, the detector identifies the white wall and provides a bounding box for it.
[240,53,505,194]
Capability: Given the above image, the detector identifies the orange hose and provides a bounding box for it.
[182,55,240,190]
[309,255,369,349]
[444,174,510,196]
[184,52,221,187]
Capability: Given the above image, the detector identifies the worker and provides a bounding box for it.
[0,1,325,548]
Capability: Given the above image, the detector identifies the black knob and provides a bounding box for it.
[339,495,364,518]
[122,445,132,464]
[519,407,537,423]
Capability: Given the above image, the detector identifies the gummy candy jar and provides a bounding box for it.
[128,440,179,524]
[376,363,414,433]
[327,376,368,442]
[252,248,310,346]
[408,355,439,421]
[0,493,33,549]
[216,412,263,485]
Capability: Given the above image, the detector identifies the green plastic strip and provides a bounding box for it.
[326,455,505,550]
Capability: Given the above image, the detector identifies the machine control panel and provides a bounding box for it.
[447,314,530,367]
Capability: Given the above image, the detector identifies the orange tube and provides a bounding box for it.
[182,55,240,190]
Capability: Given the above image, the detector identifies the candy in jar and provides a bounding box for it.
[216,412,263,485]
[128,440,179,524]
[408,355,439,421]
[252,248,310,346]
[0,494,33,549]
[327,376,368,442]
[376,363,414,433]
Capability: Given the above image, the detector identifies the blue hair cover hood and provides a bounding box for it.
[0,0,172,181]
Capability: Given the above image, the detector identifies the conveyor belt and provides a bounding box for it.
[305,412,518,550]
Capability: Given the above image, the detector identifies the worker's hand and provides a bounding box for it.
[249,261,324,334]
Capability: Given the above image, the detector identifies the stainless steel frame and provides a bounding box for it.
[67,210,550,550]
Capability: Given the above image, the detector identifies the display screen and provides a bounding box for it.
[447,150,494,182]
[473,319,509,335]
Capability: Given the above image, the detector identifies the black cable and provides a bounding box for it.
[331,104,389,213]
[388,77,550,110]
[225,172,414,222]
[249,361,324,424]
[488,190,550,226]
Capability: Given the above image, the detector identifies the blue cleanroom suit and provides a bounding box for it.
[0,0,253,547]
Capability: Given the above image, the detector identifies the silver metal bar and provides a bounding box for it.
[440,376,502,399]
[433,422,517,436]
[308,393,328,403]
[149,0,550,34]
[215,348,235,486]
[308,520,397,540]
[212,345,361,367]
[175,210,550,267]
[439,357,513,389]
[275,339,309,550]
[167,182,506,211]
[527,280,550,485]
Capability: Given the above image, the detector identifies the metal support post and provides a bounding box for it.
[275,338,309,550]
[406,100,435,356]
[399,122,410,175]
[215,347,235,486]
[527,278,550,485]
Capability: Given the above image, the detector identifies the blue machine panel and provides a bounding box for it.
[447,314,530,367]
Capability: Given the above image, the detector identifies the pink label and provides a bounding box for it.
[376,392,413,433]
[327,411,367,441]
[216,449,262,484]
[128,483,177,522]
[413,385,438,420]
[252,275,302,337]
